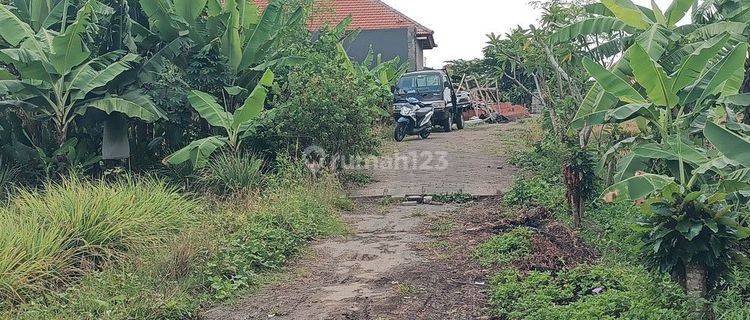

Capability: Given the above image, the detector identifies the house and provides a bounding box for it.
[254,0,437,71]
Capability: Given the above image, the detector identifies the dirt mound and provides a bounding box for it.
[496,208,598,272]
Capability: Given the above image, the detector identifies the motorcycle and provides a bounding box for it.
[393,98,434,142]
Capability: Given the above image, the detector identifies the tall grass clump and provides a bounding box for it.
[200,153,265,194]
[0,176,199,304]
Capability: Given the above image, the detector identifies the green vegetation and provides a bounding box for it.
[464,0,750,317]
[3,167,349,318]
[0,0,401,317]
[473,227,533,267]
[489,265,698,320]
[199,152,266,194]
[0,176,199,305]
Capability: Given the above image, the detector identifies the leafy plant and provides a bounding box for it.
[488,264,700,319]
[163,69,274,169]
[250,26,382,167]
[568,0,750,297]
[206,177,345,300]
[0,1,165,146]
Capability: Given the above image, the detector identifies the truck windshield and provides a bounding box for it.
[396,74,442,93]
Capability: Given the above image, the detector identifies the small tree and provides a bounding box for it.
[163,69,274,169]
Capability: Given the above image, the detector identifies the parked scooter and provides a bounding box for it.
[393,98,434,142]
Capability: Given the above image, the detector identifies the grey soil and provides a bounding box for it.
[203,123,515,320]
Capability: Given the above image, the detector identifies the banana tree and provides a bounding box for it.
[0,1,165,147]
[137,0,304,85]
[163,69,273,169]
[555,0,750,131]
[582,32,750,297]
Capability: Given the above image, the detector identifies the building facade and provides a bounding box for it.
[255,0,437,71]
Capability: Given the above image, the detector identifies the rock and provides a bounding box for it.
[402,201,419,206]
[422,196,433,204]
[406,195,423,202]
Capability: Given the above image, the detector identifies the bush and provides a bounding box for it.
[488,264,701,320]
[0,177,199,305]
[249,28,382,165]
[200,152,265,194]
[474,227,533,267]
[510,136,570,182]
[5,169,351,318]
[581,201,643,260]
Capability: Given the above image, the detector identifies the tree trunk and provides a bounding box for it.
[685,263,707,298]
[533,74,561,138]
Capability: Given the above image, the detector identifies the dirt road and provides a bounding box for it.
[353,124,517,197]
[204,123,516,320]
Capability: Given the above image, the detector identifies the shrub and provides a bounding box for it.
[488,264,700,319]
[200,152,265,194]
[249,28,382,165]
[712,263,750,319]
[510,136,570,182]
[0,177,199,304]
[474,227,533,267]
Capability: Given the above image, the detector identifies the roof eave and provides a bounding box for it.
[417,33,436,49]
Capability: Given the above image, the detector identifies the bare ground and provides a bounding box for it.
[203,123,518,320]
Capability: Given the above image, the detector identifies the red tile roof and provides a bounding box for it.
[253,0,434,37]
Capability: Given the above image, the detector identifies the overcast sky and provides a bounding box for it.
[381,0,680,68]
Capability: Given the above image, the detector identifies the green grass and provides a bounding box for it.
[3,169,350,319]
[474,227,533,268]
[0,176,199,305]
[200,152,265,194]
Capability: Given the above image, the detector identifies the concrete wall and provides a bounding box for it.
[342,28,422,71]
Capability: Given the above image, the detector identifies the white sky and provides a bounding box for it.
[381,0,679,68]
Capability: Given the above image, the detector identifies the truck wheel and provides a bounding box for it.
[456,113,465,130]
[394,122,407,142]
[443,115,453,132]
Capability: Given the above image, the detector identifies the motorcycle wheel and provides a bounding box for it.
[394,123,407,142]
[456,113,465,130]
[419,129,431,139]
[443,115,453,132]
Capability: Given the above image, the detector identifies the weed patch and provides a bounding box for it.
[474,227,533,267]
[5,174,348,318]
[429,218,454,237]
[489,264,700,319]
